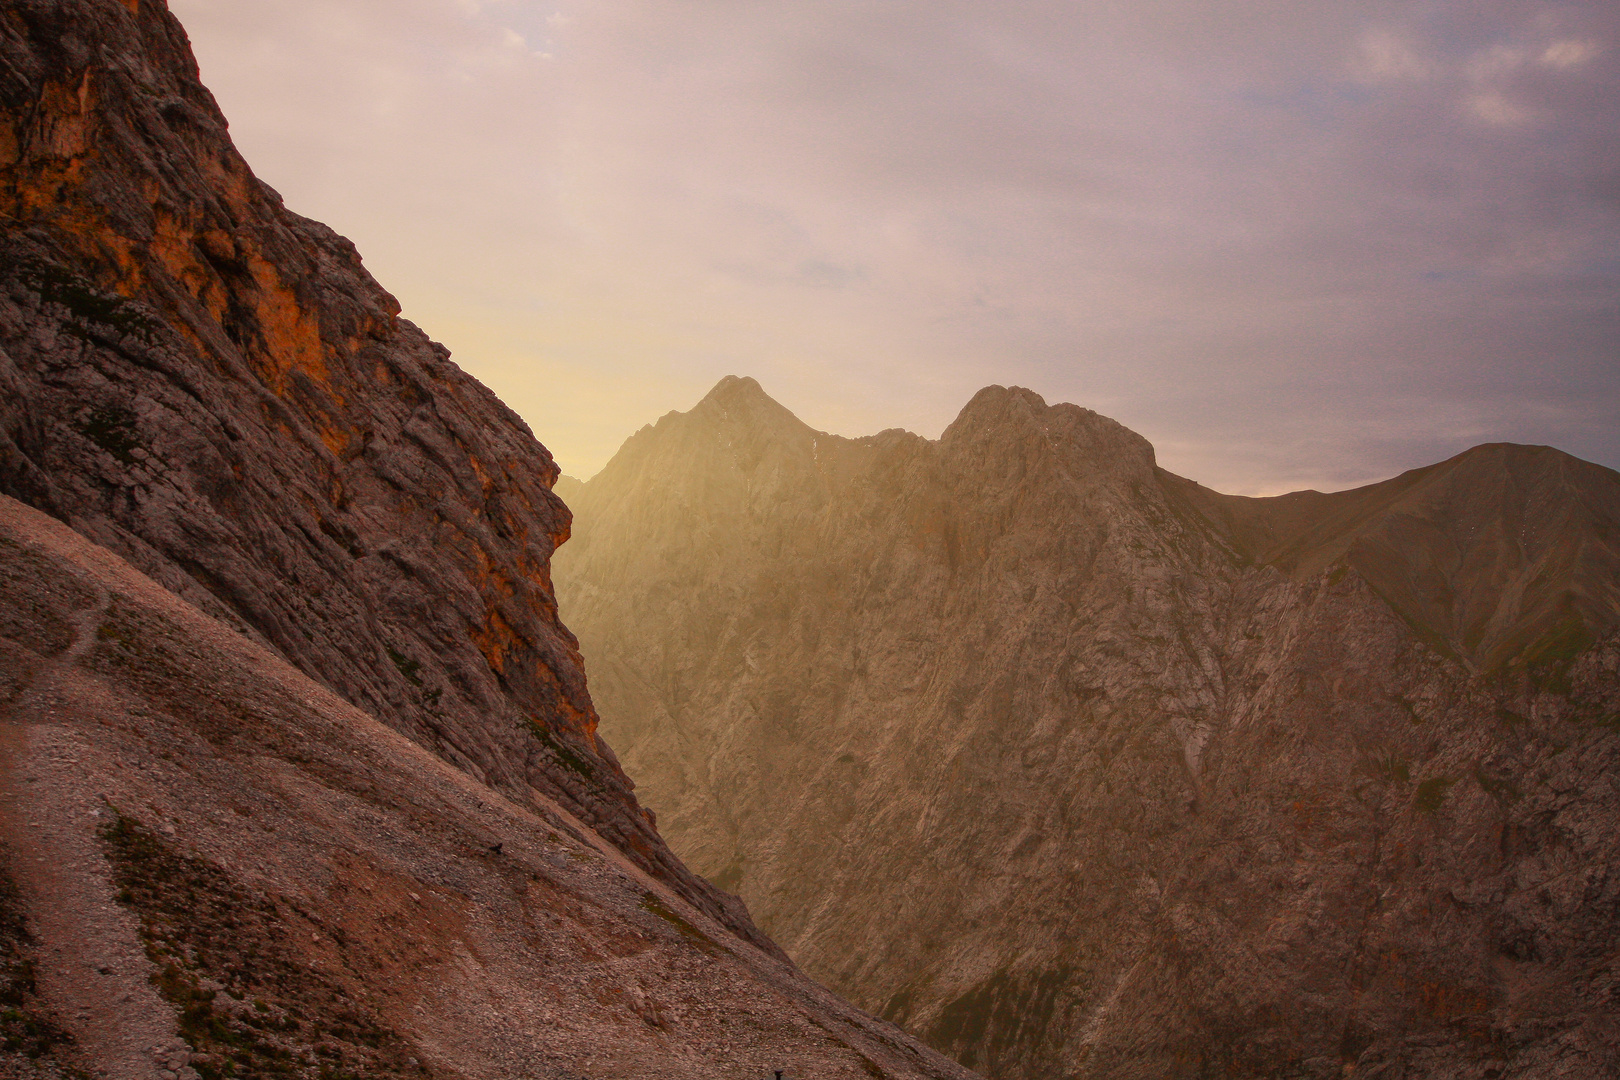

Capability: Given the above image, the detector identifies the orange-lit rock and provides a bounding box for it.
[0,0,758,951]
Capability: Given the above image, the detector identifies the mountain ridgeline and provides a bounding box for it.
[554,376,1620,1080]
[0,3,979,1077]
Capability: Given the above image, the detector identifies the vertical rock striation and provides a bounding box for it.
[555,376,1620,1080]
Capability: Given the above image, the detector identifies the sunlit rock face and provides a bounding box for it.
[0,0,773,943]
[555,375,1620,1080]
[0,4,990,1075]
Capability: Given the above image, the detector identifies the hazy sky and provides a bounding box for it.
[169,0,1618,494]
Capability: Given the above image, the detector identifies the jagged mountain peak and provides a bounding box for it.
[555,381,1620,1080]
[686,374,812,433]
[616,378,1163,498]
[941,385,1158,491]
[698,372,771,405]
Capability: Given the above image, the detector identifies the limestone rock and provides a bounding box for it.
[0,491,977,1080]
[0,0,762,947]
[555,377,1620,1080]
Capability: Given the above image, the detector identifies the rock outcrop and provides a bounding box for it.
[0,0,763,945]
[555,376,1620,1080]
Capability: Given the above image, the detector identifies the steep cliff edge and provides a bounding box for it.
[0,0,769,945]
[555,377,1620,1080]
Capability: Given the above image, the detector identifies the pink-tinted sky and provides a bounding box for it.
[171,0,1618,494]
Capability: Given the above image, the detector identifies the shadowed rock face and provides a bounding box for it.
[555,376,1620,1080]
[0,0,772,947]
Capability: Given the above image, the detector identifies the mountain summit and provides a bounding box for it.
[554,377,1620,1080]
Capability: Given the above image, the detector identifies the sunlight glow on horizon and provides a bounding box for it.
[173,0,1620,497]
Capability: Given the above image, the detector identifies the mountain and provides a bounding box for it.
[0,3,975,1078]
[0,0,744,931]
[0,491,978,1080]
[1165,443,1620,672]
[553,376,1620,1080]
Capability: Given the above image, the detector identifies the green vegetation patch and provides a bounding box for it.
[384,646,422,687]
[1519,616,1596,695]
[1413,777,1456,815]
[19,263,163,339]
[638,892,718,954]
[926,966,1073,1073]
[99,811,433,1080]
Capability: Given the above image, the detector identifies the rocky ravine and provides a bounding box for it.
[0,1,981,1077]
[554,376,1620,1080]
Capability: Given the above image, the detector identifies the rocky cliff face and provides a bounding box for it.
[0,0,768,944]
[554,376,1620,1080]
[0,492,979,1080]
[0,3,989,1076]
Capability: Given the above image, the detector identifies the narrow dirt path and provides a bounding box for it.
[0,544,190,1080]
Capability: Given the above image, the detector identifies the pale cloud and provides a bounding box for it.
[1541,39,1601,69]
[1468,89,1534,126]
[1352,28,1431,81]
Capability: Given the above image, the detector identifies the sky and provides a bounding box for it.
[168,0,1619,495]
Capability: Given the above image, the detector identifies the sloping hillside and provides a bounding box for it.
[1165,443,1620,672]
[0,492,978,1080]
[0,0,766,939]
[0,3,985,1077]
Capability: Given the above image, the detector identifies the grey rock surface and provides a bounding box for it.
[555,376,1620,1080]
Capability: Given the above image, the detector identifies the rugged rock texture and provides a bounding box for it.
[0,4,993,1070]
[0,0,765,944]
[554,377,1620,1080]
[0,492,980,1080]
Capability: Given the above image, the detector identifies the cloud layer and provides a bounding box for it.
[172,0,1619,493]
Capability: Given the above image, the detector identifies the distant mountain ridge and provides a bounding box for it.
[554,375,1620,1080]
[1166,442,1620,672]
